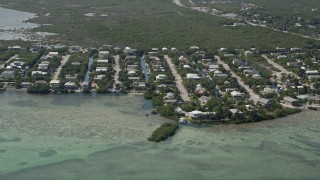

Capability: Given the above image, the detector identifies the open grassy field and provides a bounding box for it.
[0,0,319,49]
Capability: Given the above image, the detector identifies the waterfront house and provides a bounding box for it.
[229,108,243,115]
[81,82,89,90]
[21,82,33,88]
[65,82,77,89]
[35,80,48,86]
[188,110,204,119]
[0,71,14,80]
[50,80,61,89]
[283,96,299,106]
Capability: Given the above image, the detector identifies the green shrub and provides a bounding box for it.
[148,123,179,142]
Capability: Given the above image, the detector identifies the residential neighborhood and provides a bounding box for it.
[1,43,320,123]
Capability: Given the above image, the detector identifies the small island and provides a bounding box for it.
[148,123,179,142]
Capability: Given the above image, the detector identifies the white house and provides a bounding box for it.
[156,74,167,81]
[98,51,109,59]
[186,73,201,80]
[50,80,60,89]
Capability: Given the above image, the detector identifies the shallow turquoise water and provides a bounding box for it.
[0,92,320,179]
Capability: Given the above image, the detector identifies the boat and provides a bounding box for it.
[179,117,187,124]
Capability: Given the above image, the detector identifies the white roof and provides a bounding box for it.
[50,80,60,84]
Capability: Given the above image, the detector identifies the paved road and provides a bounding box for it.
[0,54,19,69]
[164,55,190,102]
[262,55,292,78]
[215,55,260,104]
[113,55,121,89]
[53,55,71,80]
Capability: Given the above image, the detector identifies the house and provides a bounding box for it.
[97,59,109,63]
[128,77,140,82]
[81,82,90,90]
[48,52,59,58]
[290,48,302,52]
[136,82,146,89]
[38,63,49,71]
[10,61,25,67]
[127,71,136,76]
[65,75,77,82]
[190,46,199,51]
[171,47,178,52]
[305,70,319,75]
[64,82,77,89]
[71,62,81,66]
[229,108,243,115]
[259,98,270,107]
[263,87,277,94]
[50,80,60,89]
[98,51,109,59]
[114,47,121,53]
[125,55,137,61]
[276,47,287,52]
[149,56,160,61]
[209,64,219,72]
[10,46,21,51]
[21,82,33,88]
[202,59,212,64]
[308,75,320,80]
[35,80,48,86]
[183,65,191,68]
[186,73,201,80]
[232,59,244,67]
[252,74,261,79]
[188,110,204,119]
[214,73,228,78]
[0,71,14,80]
[244,50,253,57]
[287,62,300,67]
[94,75,105,80]
[164,92,175,100]
[230,91,244,100]
[156,74,166,81]
[277,55,288,59]
[32,71,47,77]
[96,67,107,72]
[225,88,237,92]
[198,96,211,105]
[283,96,299,106]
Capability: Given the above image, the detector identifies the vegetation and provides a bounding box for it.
[27,85,50,94]
[0,0,318,50]
[148,122,179,142]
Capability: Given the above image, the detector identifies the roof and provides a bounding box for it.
[283,96,298,103]
[65,82,76,86]
[259,98,270,105]
[50,80,60,84]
